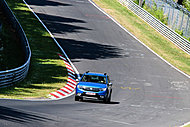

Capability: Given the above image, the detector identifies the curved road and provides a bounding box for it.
[1,0,190,126]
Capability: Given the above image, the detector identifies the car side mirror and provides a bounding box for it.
[108,83,112,86]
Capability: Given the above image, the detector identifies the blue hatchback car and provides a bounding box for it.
[75,72,112,103]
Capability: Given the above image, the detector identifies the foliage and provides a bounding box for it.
[182,0,190,11]
[143,2,168,25]
[133,0,145,7]
[175,29,183,36]
[175,29,190,41]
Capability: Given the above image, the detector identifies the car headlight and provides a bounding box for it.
[99,88,107,91]
[77,85,85,89]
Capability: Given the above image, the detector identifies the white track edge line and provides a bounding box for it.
[89,1,190,126]
[179,121,190,127]
[88,0,190,79]
[23,0,80,78]
[9,0,79,101]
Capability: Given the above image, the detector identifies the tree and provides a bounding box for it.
[177,0,183,5]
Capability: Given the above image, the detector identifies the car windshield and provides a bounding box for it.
[81,75,106,84]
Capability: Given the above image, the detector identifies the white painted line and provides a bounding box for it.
[21,0,79,101]
[179,121,190,127]
[102,118,134,126]
[23,0,80,79]
[59,55,67,61]
[88,0,190,79]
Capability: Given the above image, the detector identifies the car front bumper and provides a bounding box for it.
[76,88,107,100]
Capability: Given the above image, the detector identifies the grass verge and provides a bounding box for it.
[93,0,190,75]
[0,0,67,99]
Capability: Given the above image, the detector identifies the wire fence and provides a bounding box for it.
[145,0,190,38]
[119,0,190,55]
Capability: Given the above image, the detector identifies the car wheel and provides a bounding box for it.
[103,96,109,103]
[80,97,83,101]
[108,95,111,103]
[75,96,79,101]
[108,90,112,102]
[103,98,107,103]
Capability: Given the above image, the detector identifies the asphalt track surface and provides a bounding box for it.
[1,0,190,126]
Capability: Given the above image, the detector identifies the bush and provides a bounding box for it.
[133,0,168,25]
[175,29,190,41]
[175,29,183,36]
[182,0,190,11]
[143,2,168,25]
[134,0,145,7]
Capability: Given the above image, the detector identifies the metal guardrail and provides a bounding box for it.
[119,0,190,55]
[145,0,190,38]
[0,0,31,87]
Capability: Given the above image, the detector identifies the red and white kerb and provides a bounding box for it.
[48,54,77,99]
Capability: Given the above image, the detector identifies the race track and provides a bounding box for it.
[1,0,190,126]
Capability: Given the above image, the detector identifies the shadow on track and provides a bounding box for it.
[35,13,90,34]
[36,13,86,24]
[25,0,71,7]
[58,38,124,61]
[23,1,124,61]
[0,106,56,124]
[78,99,120,105]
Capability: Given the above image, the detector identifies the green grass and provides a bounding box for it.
[0,0,67,99]
[93,0,190,75]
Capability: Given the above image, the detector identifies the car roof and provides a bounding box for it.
[84,72,107,77]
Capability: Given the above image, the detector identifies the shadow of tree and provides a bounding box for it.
[57,38,124,60]
[35,12,91,34]
[25,0,71,7]
[81,99,120,104]
[0,106,56,124]
[25,58,68,84]
[36,13,86,23]
[19,0,124,61]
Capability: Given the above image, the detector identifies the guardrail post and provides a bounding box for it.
[12,73,15,84]
[0,22,2,33]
